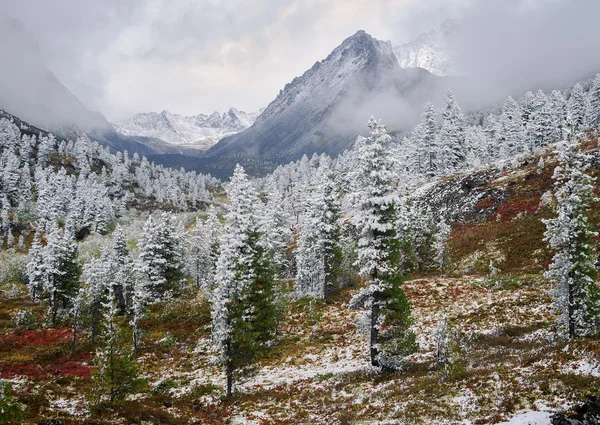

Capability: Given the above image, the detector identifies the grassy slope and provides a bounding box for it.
[2,142,600,424]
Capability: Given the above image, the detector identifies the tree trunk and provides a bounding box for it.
[51,289,58,325]
[370,292,380,367]
[91,307,98,345]
[568,277,576,339]
[133,319,139,354]
[323,253,330,299]
[441,251,446,276]
[226,358,233,397]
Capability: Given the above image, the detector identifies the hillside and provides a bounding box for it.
[2,133,600,424]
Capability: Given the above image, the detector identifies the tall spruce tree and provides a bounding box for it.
[529,91,555,150]
[543,139,600,339]
[27,225,82,323]
[258,183,292,277]
[349,117,418,368]
[438,90,466,173]
[568,83,586,131]
[90,288,144,406]
[414,103,438,176]
[135,213,184,300]
[211,165,277,396]
[499,96,525,158]
[550,90,568,141]
[588,73,600,125]
[295,162,342,298]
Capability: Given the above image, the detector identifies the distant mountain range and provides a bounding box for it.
[113,108,262,150]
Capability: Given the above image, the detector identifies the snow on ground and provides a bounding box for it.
[493,410,552,425]
[244,345,369,389]
[137,276,595,423]
[562,358,600,377]
[47,395,86,417]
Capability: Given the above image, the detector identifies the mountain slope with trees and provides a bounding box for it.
[1,68,600,424]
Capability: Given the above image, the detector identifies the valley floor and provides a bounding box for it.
[2,272,599,424]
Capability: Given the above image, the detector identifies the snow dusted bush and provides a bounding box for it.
[11,309,37,330]
[0,252,27,285]
[539,190,554,209]
[153,378,178,395]
[0,379,25,425]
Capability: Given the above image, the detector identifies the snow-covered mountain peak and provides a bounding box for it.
[334,30,395,64]
[257,30,396,125]
[393,19,459,76]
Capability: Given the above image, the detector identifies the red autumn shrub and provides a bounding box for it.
[492,197,539,222]
[0,328,72,348]
[52,360,93,379]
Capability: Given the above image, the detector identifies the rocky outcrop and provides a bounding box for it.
[411,169,508,224]
[552,396,600,425]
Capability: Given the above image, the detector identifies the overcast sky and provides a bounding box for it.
[1,0,598,121]
[0,0,473,120]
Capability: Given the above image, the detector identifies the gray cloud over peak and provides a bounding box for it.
[0,0,463,120]
[0,0,598,122]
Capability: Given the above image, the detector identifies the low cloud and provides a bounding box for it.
[1,0,597,123]
[454,0,600,102]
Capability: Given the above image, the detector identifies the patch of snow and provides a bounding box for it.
[47,396,85,417]
[562,358,600,377]
[245,345,369,389]
[493,411,551,425]
[454,388,478,418]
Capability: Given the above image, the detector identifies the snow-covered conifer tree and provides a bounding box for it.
[258,183,292,277]
[413,103,438,176]
[26,232,45,300]
[187,217,208,290]
[135,213,185,300]
[27,225,82,323]
[520,91,536,124]
[550,90,568,141]
[211,165,277,396]
[434,219,452,275]
[438,91,466,172]
[587,73,600,125]
[295,163,342,298]
[499,96,525,158]
[568,83,586,131]
[348,117,417,368]
[529,91,555,150]
[543,139,600,339]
